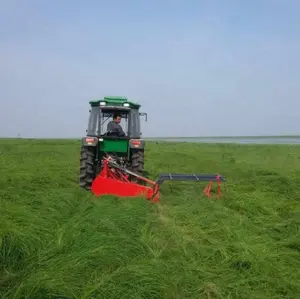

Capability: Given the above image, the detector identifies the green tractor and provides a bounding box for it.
[79,96,148,190]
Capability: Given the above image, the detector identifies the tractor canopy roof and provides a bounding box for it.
[89,96,141,109]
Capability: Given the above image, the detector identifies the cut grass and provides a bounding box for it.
[1,139,300,298]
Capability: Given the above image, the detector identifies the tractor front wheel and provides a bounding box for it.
[79,145,97,190]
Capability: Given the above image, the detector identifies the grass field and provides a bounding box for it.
[1,139,300,299]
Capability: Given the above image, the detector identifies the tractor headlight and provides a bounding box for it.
[99,101,106,106]
[123,103,130,107]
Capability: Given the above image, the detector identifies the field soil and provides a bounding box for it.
[1,139,300,298]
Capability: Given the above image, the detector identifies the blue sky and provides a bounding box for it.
[0,0,300,137]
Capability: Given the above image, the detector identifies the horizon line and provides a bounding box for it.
[1,134,300,140]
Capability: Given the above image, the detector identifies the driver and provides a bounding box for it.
[107,112,126,137]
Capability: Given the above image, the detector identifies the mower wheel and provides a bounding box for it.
[79,145,97,190]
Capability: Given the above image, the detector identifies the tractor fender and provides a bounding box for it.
[129,139,145,149]
[82,136,99,147]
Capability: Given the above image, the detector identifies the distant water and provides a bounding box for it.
[148,136,300,145]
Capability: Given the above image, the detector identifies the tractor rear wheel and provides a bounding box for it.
[130,149,145,177]
[79,145,97,190]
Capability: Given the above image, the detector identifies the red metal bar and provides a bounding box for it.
[203,175,223,198]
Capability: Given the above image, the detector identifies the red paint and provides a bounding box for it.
[91,159,160,202]
[203,176,222,198]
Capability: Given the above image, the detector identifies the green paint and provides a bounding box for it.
[99,138,129,153]
[89,95,140,109]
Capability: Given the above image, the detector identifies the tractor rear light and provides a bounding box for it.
[131,140,141,147]
[85,137,95,142]
[85,137,96,145]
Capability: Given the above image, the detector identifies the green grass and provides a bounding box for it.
[1,139,300,299]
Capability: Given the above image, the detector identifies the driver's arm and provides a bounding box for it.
[117,125,126,137]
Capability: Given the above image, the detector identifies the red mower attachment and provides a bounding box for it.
[91,157,161,202]
[91,156,226,202]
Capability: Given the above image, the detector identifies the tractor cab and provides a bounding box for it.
[86,96,147,139]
